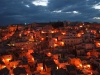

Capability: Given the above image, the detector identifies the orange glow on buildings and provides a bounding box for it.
[96,42,100,47]
[79,64,82,67]
[87,64,91,68]
[91,72,93,75]
[47,52,52,57]
[6,58,11,62]
[91,30,96,34]
[87,52,90,56]
[56,66,58,69]
[60,42,64,46]
[27,31,30,34]
[77,64,82,69]
[28,50,34,54]
[31,36,33,39]
[98,43,100,46]
[2,59,5,62]
[77,33,81,37]
[62,32,66,35]
[1,23,99,75]
[81,32,84,34]
[54,44,58,47]
[77,65,79,68]
[80,25,83,28]
[54,38,57,42]
[13,65,16,68]
[29,38,34,41]
[51,30,54,33]
[83,65,86,69]
[53,59,59,65]
[29,35,34,41]
[40,66,43,71]
[21,47,24,50]
[41,38,44,41]
[53,29,59,33]
[32,57,34,61]
[41,31,46,33]
[70,58,82,67]
[19,34,22,37]
[2,65,6,69]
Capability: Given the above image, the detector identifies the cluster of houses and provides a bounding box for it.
[0,22,100,75]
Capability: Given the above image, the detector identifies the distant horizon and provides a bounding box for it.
[1,20,100,27]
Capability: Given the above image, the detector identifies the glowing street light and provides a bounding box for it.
[54,44,58,47]
[56,66,59,69]
[62,32,66,35]
[47,52,52,57]
[60,42,64,46]
[40,66,43,71]
[41,38,44,41]
[51,30,54,33]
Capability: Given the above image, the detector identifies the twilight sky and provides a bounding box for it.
[0,0,100,25]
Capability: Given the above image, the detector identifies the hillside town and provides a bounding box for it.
[0,22,100,75]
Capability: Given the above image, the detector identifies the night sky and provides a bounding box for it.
[0,0,100,25]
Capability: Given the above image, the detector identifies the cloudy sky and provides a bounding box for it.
[0,0,100,25]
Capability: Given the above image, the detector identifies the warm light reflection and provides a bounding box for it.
[87,52,90,56]
[19,34,22,37]
[40,66,43,71]
[91,72,93,75]
[86,28,88,30]
[2,59,5,62]
[96,42,100,47]
[21,48,24,50]
[54,38,57,42]
[54,44,58,47]
[98,43,100,46]
[81,32,84,34]
[31,36,33,39]
[87,64,90,68]
[12,44,15,46]
[28,31,30,33]
[32,57,34,61]
[51,31,54,33]
[83,65,86,69]
[60,42,64,46]
[53,59,59,65]
[79,64,82,67]
[62,32,66,35]
[41,38,44,41]
[80,25,83,27]
[41,31,45,33]
[47,52,52,57]
[2,65,6,69]
[77,66,79,68]
[57,66,58,69]
[77,64,82,69]
[28,49,34,54]
[29,38,34,41]
[54,29,59,33]
[6,58,11,61]
[91,30,96,34]
[13,65,16,68]
[77,33,81,37]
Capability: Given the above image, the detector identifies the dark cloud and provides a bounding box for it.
[0,0,100,26]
